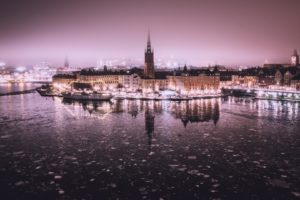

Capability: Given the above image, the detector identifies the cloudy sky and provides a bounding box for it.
[0,0,300,67]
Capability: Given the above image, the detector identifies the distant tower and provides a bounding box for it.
[103,65,108,72]
[64,56,69,68]
[144,32,155,78]
[291,49,299,66]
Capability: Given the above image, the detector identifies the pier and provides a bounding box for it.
[223,86,300,101]
[0,89,37,96]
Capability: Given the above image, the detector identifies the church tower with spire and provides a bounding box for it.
[64,56,69,69]
[144,32,155,78]
[291,49,299,66]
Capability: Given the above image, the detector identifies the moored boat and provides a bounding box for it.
[36,85,56,97]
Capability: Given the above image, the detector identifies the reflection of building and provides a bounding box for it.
[145,102,155,146]
[169,99,220,127]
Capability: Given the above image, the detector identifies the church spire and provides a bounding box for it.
[147,31,151,45]
[293,49,298,56]
[144,31,155,79]
[146,31,152,53]
[64,56,69,68]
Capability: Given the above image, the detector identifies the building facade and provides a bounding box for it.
[52,34,220,93]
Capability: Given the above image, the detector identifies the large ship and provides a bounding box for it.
[62,91,113,101]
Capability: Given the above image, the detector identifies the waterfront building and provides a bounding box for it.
[291,74,300,90]
[273,67,299,86]
[52,74,77,89]
[167,67,220,93]
[52,34,220,93]
[232,75,257,87]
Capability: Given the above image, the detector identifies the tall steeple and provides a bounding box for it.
[291,49,299,66]
[64,56,69,68]
[144,31,155,78]
[146,31,152,53]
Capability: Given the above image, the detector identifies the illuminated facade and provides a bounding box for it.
[232,75,257,87]
[167,74,220,93]
[291,74,300,90]
[52,34,220,93]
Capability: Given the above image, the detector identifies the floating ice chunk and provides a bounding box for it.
[58,190,65,195]
[187,169,199,175]
[188,156,197,160]
[249,128,257,132]
[64,156,77,160]
[177,167,187,172]
[291,192,300,197]
[148,152,155,156]
[54,175,62,180]
[268,179,289,188]
[14,181,24,186]
[13,151,24,155]
[1,135,11,139]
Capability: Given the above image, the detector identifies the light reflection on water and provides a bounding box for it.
[0,93,300,200]
[59,98,221,128]
[0,83,40,94]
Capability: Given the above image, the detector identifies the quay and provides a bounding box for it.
[223,87,300,101]
[0,89,37,96]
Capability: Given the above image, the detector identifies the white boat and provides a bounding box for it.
[62,91,113,101]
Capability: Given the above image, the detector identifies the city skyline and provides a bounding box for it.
[1,0,300,66]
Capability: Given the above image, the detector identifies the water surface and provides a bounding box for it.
[0,86,300,200]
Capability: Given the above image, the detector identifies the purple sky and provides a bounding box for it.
[0,0,300,67]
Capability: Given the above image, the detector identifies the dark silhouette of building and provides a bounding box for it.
[145,103,155,146]
[64,56,69,68]
[144,32,155,79]
[291,49,299,66]
[170,100,220,127]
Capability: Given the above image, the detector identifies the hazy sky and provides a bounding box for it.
[0,0,300,67]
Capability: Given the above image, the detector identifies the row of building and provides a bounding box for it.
[52,34,300,92]
[53,34,220,94]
